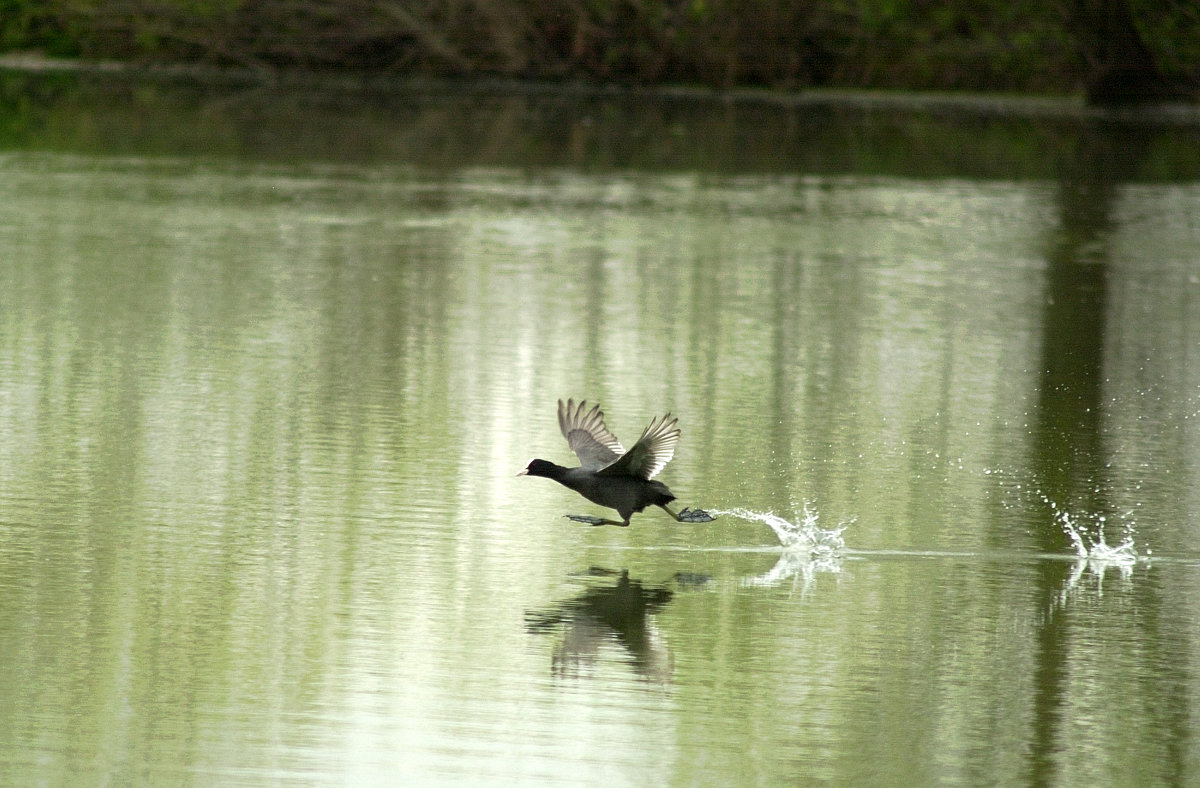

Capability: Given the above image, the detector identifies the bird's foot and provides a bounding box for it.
[564,514,628,527]
[677,506,717,523]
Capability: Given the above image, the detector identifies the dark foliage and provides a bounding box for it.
[2,0,1196,102]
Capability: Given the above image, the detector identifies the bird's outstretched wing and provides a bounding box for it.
[598,412,679,480]
[558,399,625,470]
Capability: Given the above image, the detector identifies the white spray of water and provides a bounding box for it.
[1043,495,1140,565]
[713,504,848,555]
[987,467,1147,565]
[712,504,849,590]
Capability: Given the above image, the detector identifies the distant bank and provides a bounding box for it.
[1,1,1196,104]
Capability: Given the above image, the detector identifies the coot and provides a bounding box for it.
[518,399,716,526]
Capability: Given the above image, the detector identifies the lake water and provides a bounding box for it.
[1,70,1200,785]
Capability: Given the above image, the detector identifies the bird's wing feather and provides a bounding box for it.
[558,399,625,470]
[598,412,679,480]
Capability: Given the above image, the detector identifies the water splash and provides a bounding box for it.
[988,467,1147,566]
[1043,494,1140,565]
[714,504,849,591]
[713,504,848,555]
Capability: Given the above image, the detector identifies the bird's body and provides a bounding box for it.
[518,399,714,526]
[521,459,677,522]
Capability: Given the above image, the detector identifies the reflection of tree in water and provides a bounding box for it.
[1026,120,1120,788]
[525,568,675,682]
[1024,119,1191,787]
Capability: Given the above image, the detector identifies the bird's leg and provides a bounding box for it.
[660,505,686,522]
[564,514,629,527]
[659,504,717,523]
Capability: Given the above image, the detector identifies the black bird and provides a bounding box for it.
[518,399,715,526]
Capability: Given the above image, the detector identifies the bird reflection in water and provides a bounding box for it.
[525,568,677,682]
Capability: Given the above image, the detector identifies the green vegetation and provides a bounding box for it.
[2,0,1197,102]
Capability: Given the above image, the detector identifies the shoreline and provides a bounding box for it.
[4,51,1199,128]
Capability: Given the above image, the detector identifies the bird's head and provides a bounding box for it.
[516,458,556,477]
